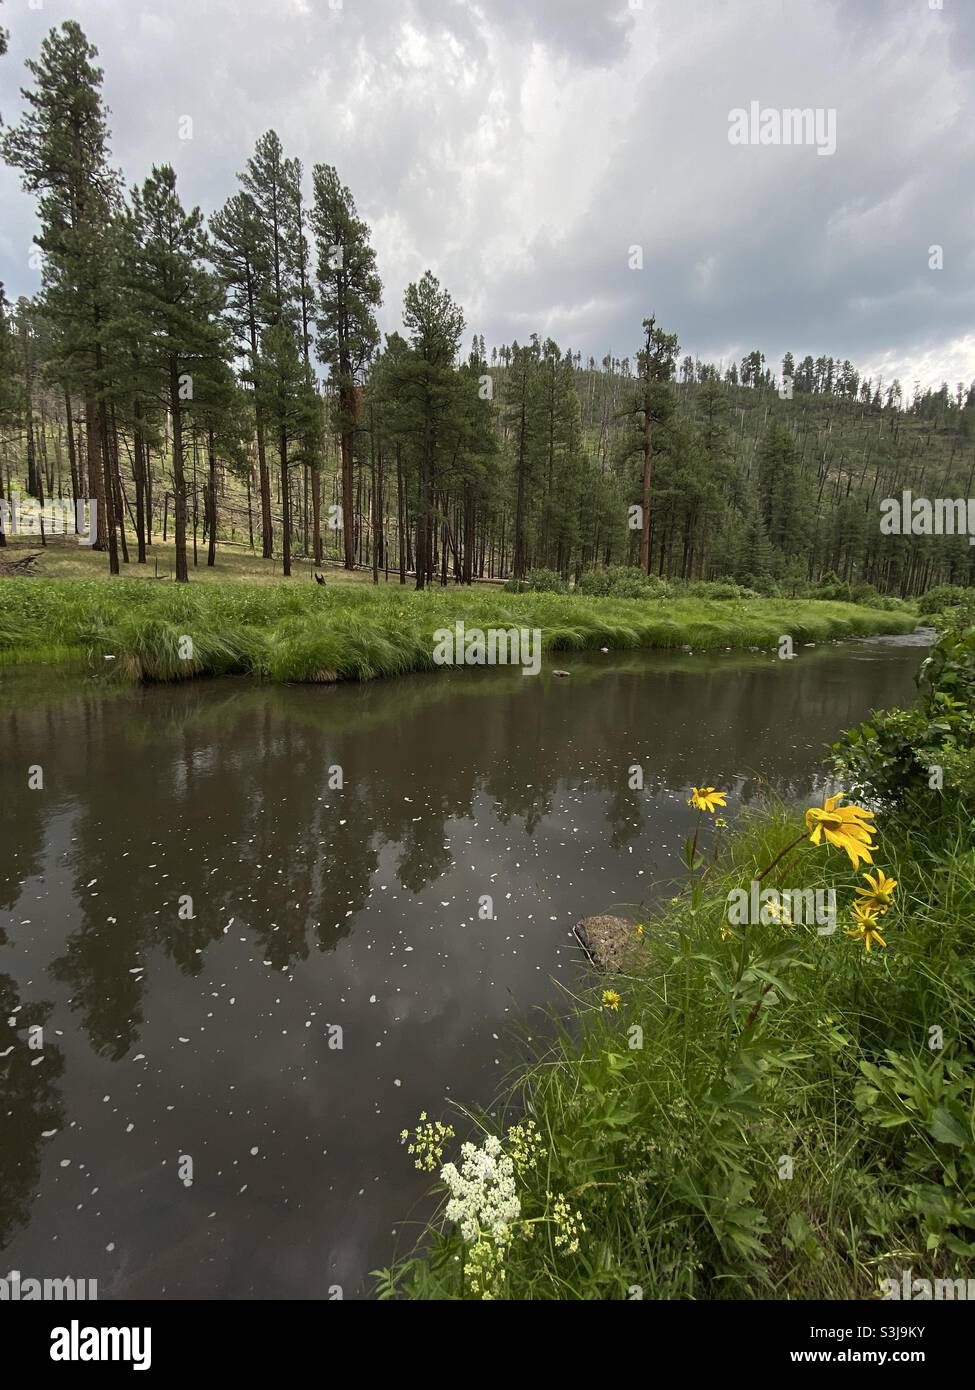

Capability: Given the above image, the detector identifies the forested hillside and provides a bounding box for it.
[2,21,973,598]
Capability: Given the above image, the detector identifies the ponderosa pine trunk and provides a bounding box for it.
[257,408,273,558]
[65,390,80,526]
[95,364,119,573]
[281,428,291,578]
[207,426,218,567]
[640,390,653,574]
[397,447,406,585]
[170,359,188,583]
[340,414,355,570]
[83,387,108,549]
[312,466,322,565]
[133,399,148,562]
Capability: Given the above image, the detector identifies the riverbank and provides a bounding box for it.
[380,620,975,1301]
[0,579,917,683]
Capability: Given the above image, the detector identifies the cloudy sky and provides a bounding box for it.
[1,0,972,389]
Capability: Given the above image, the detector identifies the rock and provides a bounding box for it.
[552,669,571,678]
[572,915,643,972]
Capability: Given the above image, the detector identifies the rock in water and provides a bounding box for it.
[573,915,642,972]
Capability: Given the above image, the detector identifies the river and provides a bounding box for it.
[0,632,928,1297]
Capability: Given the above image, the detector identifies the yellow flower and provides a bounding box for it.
[689,787,728,814]
[601,989,621,1011]
[846,902,887,951]
[804,792,876,868]
[634,924,645,939]
[855,869,897,915]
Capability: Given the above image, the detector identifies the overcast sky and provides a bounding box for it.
[1,0,972,389]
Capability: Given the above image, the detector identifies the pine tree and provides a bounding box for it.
[210,190,274,557]
[123,165,229,583]
[634,316,679,573]
[311,164,382,570]
[393,272,466,589]
[1,20,121,564]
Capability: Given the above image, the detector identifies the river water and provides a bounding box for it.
[0,634,927,1298]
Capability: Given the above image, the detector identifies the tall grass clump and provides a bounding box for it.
[378,621,974,1301]
[0,578,916,684]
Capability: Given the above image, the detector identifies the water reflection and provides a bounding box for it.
[0,639,924,1297]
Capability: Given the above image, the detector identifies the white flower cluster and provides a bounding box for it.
[441,1134,521,1245]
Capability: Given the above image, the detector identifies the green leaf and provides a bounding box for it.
[928,1106,969,1148]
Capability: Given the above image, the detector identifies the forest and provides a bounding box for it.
[2,21,974,600]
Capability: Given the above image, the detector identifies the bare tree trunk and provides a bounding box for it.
[207,426,218,567]
[170,360,188,583]
[640,395,653,574]
[110,407,129,564]
[133,399,148,562]
[371,438,380,585]
[281,430,292,577]
[312,466,322,565]
[257,407,273,558]
[340,380,357,570]
[397,446,406,585]
[65,390,80,524]
[84,385,109,549]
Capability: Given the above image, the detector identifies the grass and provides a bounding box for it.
[380,800,975,1300]
[0,575,917,684]
[0,534,378,586]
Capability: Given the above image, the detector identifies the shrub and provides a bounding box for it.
[503,568,567,595]
[575,565,671,600]
[918,585,975,622]
[833,618,975,808]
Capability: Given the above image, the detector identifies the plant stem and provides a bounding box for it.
[689,809,703,867]
[756,830,807,882]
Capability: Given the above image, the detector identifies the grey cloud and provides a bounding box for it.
[0,0,971,386]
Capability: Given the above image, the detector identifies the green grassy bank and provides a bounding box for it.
[379,620,975,1300]
[0,579,917,683]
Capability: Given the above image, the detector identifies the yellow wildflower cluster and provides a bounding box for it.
[846,870,898,951]
[548,1191,586,1255]
[507,1118,545,1175]
[465,1236,506,1300]
[400,1112,455,1173]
